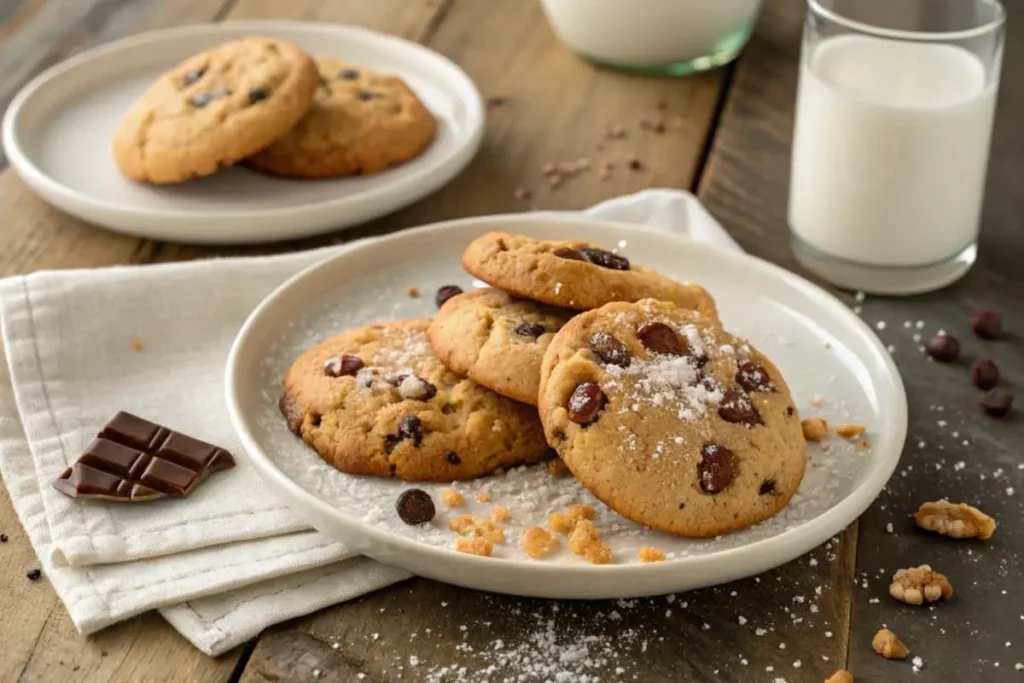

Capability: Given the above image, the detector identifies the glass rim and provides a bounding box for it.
[807,0,1006,41]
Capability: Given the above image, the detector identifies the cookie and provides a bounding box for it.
[247,58,437,178]
[112,37,318,184]
[427,288,574,405]
[281,320,548,481]
[538,299,806,537]
[461,232,719,317]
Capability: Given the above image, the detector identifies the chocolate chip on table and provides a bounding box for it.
[435,285,464,308]
[338,69,361,79]
[971,310,1002,339]
[970,357,999,390]
[182,67,206,86]
[247,87,271,104]
[553,247,586,261]
[736,360,776,393]
[397,375,437,401]
[445,452,462,466]
[925,333,960,362]
[513,322,546,338]
[588,332,631,367]
[718,389,762,428]
[577,247,630,271]
[636,321,684,355]
[698,444,736,494]
[395,489,436,525]
[759,479,776,495]
[324,354,364,377]
[568,382,606,425]
[980,387,1014,417]
[26,568,41,581]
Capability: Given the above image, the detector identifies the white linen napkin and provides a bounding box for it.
[0,189,741,655]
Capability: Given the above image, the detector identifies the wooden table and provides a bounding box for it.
[1,1,1021,681]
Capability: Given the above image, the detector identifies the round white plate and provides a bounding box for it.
[226,215,907,599]
[1,21,484,244]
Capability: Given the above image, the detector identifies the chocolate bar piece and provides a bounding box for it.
[53,412,235,502]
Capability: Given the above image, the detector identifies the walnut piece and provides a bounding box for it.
[872,628,909,659]
[889,565,953,605]
[568,519,612,564]
[825,670,853,683]
[522,526,559,559]
[442,489,464,508]
[915,500,996,540]
[449,515,504,544]
[637,546,665,562]
[455,537,492,556]
[834,423,865,438]
[802,417,828,441]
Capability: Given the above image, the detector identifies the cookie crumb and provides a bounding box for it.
[407,287,420,298]
[889,565,953,605]
[638,546,666,562]
[801,418,829,441]
[835,424,866,438]
[455,537,493,556]
[549,512,574,535]
[915,500,996,540]
[491,506,510,523]
[442,489,464,508]
[568,504,596,523]
[825,670,853,683]
[130,339,143,352]
[568,519,612,564]
[450,515,504,544]
[477,493,491,503]
[872,628,909,659]
[522,526,559,559]
[546,458,572,477]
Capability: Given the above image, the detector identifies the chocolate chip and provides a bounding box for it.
[247,87,271,104]
[356,91,378,101]
[970,357,999,390]
[636,321,684,355]
[338,69,361,79]
[759,479,776,495]
[309,413,321,428]
[589,332,631,367]
[736,361,776,393]
[435,285,464,308]
[397,375,437,401]
[189,88,228,108]
[395,489,435,525]
[399,414,423,445]
[981,387,1014,418]
[385,435,401,454]
[0,533,7,542]
[971,310,1002,339]
[513,322,546,338]
[925,334,960,362]
[568,382,606,424]
[553,247,586,261]
[786,406,795,417]
[182,67,206,86]
[486,96,509,107]
[698,444,736,494]
[26,568,41,581]
[678,502,686,510]
[324,354,364,377]
[445,452,462,465]
[577,247,630,271]
[718,389,762,428]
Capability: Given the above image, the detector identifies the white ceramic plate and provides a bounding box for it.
[226,215,907,599]
[1,21,484,244]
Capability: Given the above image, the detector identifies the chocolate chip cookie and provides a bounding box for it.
[247,58,437,178]
[427,288,574,405]
[538,300,806,537]
[281,320,548,481]
[112,37,319,184]
[461,232,720,317]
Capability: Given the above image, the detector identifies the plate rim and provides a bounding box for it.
[0,20,485,234]
[225,214,908,595]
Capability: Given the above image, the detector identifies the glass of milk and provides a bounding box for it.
[539,0,762,75]
[788,0,1005,294]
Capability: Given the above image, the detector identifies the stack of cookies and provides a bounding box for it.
[112,37,436,184]
[280,231,808,541]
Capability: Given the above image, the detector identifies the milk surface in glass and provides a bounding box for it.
[789,34,997,267]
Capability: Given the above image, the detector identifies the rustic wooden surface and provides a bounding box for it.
[0,0,1020,681]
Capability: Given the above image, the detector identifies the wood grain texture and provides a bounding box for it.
[699,1,1024,681]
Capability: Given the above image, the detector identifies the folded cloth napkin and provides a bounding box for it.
[0,189,741,655]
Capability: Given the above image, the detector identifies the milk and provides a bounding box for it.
[539,0,761,67]
[789,35,997,268]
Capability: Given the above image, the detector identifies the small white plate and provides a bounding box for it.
[1,21,484,244]
[226,215,907,599]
